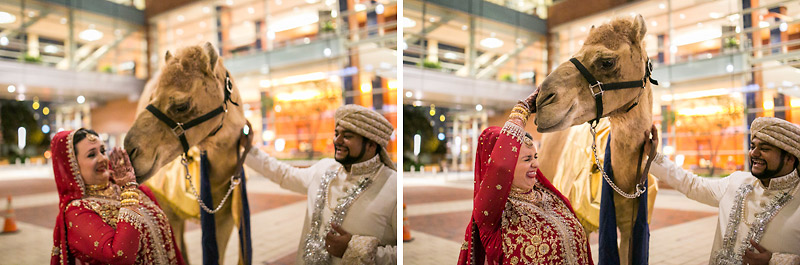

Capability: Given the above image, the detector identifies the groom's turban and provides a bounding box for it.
[335,104,396,170]
[751,117,800,170]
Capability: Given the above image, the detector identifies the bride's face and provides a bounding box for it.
[512,144,539,191]
[75,136,111,186]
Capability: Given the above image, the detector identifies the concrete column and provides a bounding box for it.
[27,33,39,57]
[452,118,459,171]
[426,39,438,62]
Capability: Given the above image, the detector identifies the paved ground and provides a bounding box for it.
[1,166,721,264]
[0,164,304,265]
[402,172,719,265]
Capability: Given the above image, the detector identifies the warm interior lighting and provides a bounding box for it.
[276,90,322,101]
[387,80,398,90]
[677,106,724,116]
[480,37,504,49]
[791,98,800,108]
[360,82,372,93]
[403,17,416,28]
[269,13,319,32]
[0,11,16,24]
[763,100,774,110]
[79,29,104,41]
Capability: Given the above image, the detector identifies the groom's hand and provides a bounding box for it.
[325,223,353,258]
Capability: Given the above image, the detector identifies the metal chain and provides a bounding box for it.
[589,124,646,199]
[180,154,241,214]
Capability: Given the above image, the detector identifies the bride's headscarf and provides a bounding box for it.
[50,130,91,265]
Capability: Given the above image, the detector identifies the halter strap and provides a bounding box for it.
[568,57,658,126]
[146,71,237,156]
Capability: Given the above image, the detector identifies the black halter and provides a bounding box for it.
[145,72,239,156]
[569,57,658,126]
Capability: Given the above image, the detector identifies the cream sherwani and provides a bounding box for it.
[650,153,800,264]
[245,148,397,264]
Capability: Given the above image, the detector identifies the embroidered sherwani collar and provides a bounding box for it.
[760,169,799,191]
[344,154,383,180]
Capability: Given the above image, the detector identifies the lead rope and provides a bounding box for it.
[589,124,646,199]
[180,153,241,214]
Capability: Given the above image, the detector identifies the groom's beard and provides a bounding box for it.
[335,140,368,166]
[752,153,787,180]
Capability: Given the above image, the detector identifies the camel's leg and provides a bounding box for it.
[152,191,190,264]
[213,197,236,265]
[614,195,637,265]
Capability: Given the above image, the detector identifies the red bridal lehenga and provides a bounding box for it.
[457,123,593,265]
[50,130,184,265]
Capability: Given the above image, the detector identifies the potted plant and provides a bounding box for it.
[420,59,442,69]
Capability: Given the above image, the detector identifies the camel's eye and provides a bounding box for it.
[599,58,616,69]
[173,102,190,113]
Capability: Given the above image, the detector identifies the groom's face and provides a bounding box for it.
[333,125,367,165]
[749,138,792,179]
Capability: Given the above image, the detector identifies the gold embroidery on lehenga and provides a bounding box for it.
[501,183,590,264]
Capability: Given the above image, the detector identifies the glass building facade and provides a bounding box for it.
[148,0,398,160]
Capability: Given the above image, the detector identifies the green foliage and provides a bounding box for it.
[0,100,50,162]
[724,37,739,49]
[101,65,114,73]
[20,54,42,64]
[501,74,516,82]
[420,60,442,69]
[321,21,336,32]
[402,105,446,170]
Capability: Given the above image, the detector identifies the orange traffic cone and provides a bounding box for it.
[2,195,19,234]
[403,203,413,242]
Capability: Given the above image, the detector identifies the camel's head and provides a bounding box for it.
[124,42,245,182]
[535,14,650,133]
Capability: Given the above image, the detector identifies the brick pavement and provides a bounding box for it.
[403,173,719,265]
[0,166,307,265]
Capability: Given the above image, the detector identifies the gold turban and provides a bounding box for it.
[334,104,396,170]
[750,117,800,170]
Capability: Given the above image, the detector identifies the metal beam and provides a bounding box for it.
[456,51,494,76]
[403,14,455,44]
[475,41,531,79]
[76,30,133,72]
[0,9,51,39]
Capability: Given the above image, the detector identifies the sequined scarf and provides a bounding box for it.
[302,169,376,264]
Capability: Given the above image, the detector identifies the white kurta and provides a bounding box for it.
[650,153,800,264]
[245,148,397,264]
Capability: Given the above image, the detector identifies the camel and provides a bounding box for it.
[534,15,658,265]
[124,42,248,265]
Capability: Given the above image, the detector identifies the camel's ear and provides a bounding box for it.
[165,51,173,62]
[203,42,219,71]
[632,14,647,43]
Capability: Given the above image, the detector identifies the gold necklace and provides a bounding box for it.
[85,182,109,192]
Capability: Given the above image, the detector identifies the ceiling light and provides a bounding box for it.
[44,45,58,54]
[429,17,435,22]
[27,11,35,17]
[444,52,457,60]
[0,11,16,24]
[177,15,185,22]
[480,37,503,49]
[79,29,103,41]
[780,22,788,32]
[580,26,587,32]
[402,17,416,28]
[658,3,665,9]
[679,13,685,19]
[203,6,211,13]
[0,36,8,46]
[77,95,85,104]
[306,0,319,3]
[248,7,255,14]
[709,12,722,19]
[651,21,657,27]
[461,25,468,30]
[405,91,412,98]
[60,18,67,24]
[376,4,384,15]
[354,4,366,12]
[759,21,769,28]
[226,0,234,6]
[726,64,734,72]
[476,104,483,111]
[331,10,338,18]
[323,48,331,57]
[728,14,740,22]
[7,85,15,93]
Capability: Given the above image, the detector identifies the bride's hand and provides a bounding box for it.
[109,147,136,186]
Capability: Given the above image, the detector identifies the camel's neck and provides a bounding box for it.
[608,86,653,193]
[199,122,244,185]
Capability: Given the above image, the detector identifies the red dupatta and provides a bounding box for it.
[50,130,86,265]
[457,126,583,265]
